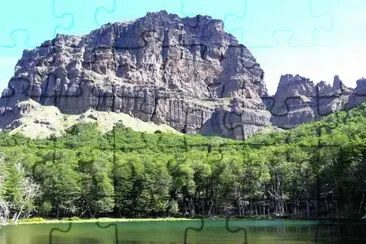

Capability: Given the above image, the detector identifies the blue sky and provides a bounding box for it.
[0,0,365,94]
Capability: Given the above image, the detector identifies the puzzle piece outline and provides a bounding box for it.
[5,45,363,133]
[48,222,72,244]
[95,222,119,244]
[0,75,85,109]
[83,27,228,69]
[225,216,249,244]
[220,76,359,137]
[183,216,204,244]
[1,10,361,127]
[3,93,362,243]
[94,0,117,27]
[208,126,348,243]
[48,221,119,244]
[4,72,366,143]
[51,0,119,36]
[22,107,366,243]
[221,0,334,48]
[183,216,249,244]
[0,3,364,243]
[0,0,74,49]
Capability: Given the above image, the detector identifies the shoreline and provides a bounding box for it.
[2,216,364,226]
[3,217,194,226]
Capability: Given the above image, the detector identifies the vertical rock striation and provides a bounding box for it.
[269,74,358,129]
[0,11,270,139]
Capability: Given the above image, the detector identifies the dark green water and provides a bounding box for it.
[1,219,366,244]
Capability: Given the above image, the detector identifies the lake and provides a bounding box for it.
[1,219,366,244]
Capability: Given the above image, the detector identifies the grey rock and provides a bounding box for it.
[270,74,358,129]
[346,78,366,109]
[0,11,270,139]
[269,74,316,128]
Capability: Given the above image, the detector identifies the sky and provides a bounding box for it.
[0,0,365,95]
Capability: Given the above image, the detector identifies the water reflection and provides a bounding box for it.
[32,237,100,244]
[1,220,365,244]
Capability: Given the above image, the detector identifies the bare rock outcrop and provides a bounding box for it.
[346,78,366,109]
[0,11,270,139]
[269,74,361,129]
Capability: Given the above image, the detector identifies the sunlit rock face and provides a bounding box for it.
[346,78,366,109]
[0,11,271,140]
[269,74,355,129]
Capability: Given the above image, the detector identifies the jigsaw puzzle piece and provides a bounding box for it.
[0,37,87,109]
[52,0,116,35]
[183,217,204,244]
[83,29,160,68]
[225,216,249,244]
[0,0,72,48]
[214,103,272,140]
[0,72,85,111]
[96,5,227,65]
[225,0,334,48]
[48,221,119,244]
[0,32,29,59]
[95,222,119,244]
[266,76,353,120]
[184,218,249,243]
[29,136,116,244]
[49,222,72,244]
[268,95,317,129]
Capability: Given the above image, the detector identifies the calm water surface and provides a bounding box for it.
[1,219,366,244]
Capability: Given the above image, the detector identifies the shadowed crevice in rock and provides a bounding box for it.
[3,11,365,139]
[268,74,363,129]
[0,10,270,139]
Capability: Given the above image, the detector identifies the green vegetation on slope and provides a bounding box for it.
[1,103,366,223]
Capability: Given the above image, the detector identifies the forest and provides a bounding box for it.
[1,102,366,223]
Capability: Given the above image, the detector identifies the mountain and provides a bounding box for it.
[269,74,366,129]
[2,97,366,219]
[0,10,366,139]
[0,10,270,139]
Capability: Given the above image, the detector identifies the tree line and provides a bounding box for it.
[1,103,366,223]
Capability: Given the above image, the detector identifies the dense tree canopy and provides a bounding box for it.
[2,103,366,220]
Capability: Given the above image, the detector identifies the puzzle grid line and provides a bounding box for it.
[0,7,361,124]
[0,0,364,243]
[33,117,363,243]
[181,0,334,48]
[0,0,334,49]
[2,76,365,133]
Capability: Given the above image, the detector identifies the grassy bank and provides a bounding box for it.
[10,217,194,225]
[8,215,348,226]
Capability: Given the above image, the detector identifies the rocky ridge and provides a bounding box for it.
[268,74,366,129]
[1,11,366,139]
[0,11,270,139]
[3,99,179,139]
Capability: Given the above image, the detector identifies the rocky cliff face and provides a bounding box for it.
[1,11,365,139]
[268,74,365,129]
[0,11,270,140]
